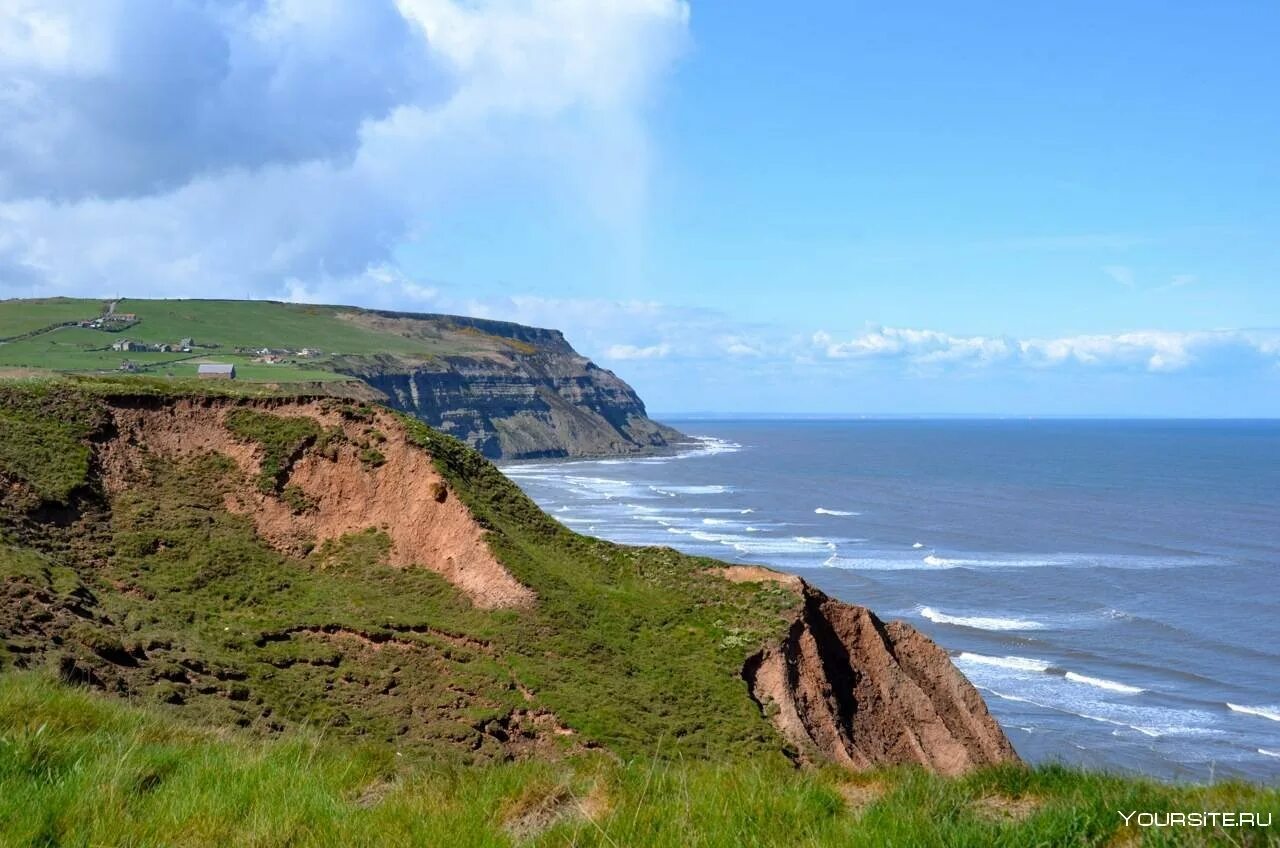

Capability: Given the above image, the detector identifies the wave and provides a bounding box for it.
[793,536,837,548]
[690,530,740,543]
[728,536,840,556]
[919,606,1045,632]
[650,484,732,496]
[666,527,742,544]
[957,653,1149,698]
[954,652,1052,673]
[824,554,957,571]
[1064,672,1145,695]
[814,507,859,516]
[912,542,925,549]
[923,553,1064,568]
[701,518,731,526]
[678,436,742,458]
[634,515,676,526]
[1259,748,1280,759]
[1227,703,1280,723]
[979,688,1164,738]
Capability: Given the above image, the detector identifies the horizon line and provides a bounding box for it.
[652,412,1280,421]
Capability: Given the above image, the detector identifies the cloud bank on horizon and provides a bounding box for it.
[0,1,1276,415]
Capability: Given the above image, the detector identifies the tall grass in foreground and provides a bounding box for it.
[2,673,1277,847]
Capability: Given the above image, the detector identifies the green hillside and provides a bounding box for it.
[0,297,551,384]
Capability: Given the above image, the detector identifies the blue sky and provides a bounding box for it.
[1,2,1277,414]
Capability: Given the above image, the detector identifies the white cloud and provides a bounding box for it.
[811,326,1280,374]
[717,335,764,357]
[812,327,1012,366]
[605,343,671,360]
[0,0,690,297]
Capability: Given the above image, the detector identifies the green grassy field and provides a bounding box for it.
[0,298,101,340]
[0,298,538,384]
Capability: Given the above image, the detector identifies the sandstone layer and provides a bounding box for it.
[99,397,533,609]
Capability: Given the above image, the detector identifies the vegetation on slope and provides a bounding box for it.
[0,384,796,765]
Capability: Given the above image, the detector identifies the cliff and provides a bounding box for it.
[0,384,1016,774]
[0,298,685,459]
[744,583,1018,775]
[332,313,683,458]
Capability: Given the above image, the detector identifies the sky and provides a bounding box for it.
[1,1,1277,415]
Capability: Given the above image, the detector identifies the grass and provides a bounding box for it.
[0,384,105,503]
[0,298,555,386]
[2,672,1277,847]
[0,298,102,340]
[225,408,325,491]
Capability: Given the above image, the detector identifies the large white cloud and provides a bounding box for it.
[0,0,689,297]
[0,0,437,201]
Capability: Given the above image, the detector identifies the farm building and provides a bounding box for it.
[197,363,236,380]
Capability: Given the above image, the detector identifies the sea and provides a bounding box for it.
[500,418,1280,782]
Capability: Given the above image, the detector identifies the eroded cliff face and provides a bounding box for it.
[743,582,1019,776]
[98,397,535,609]
[332,320,683,459]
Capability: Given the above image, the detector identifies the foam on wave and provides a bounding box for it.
[1227,703,1280,723]
[814,507,859,516]
[955,652,1052,673]
[919,606,1045,631]
[1064,672,1145,695]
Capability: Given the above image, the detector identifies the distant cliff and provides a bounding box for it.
[330,313,685,459]
[0,298,685,460]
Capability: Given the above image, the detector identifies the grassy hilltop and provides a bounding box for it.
[0,297,552,384]
[0,380,1276,847]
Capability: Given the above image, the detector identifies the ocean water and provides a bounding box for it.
[500,419,1280,782]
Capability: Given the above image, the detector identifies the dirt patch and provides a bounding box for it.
[503,781,610,842]
[98,398,534,609]
[838,781,887,813]
[743,584,1020,776]
[274,623,493,655]
[712,565,803,592]
[973,794,1042,822]
[477,708,580,761]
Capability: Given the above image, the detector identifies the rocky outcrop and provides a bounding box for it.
[743,582,1019,776]
[332,317,684,459]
